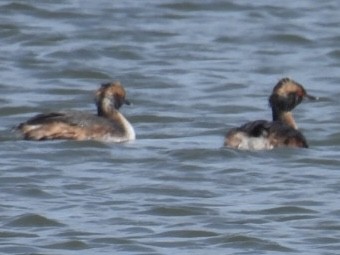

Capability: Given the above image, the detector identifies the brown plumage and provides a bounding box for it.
[224,78,317,150]
[18,82,135,142]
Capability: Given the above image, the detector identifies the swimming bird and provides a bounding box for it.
[224,78,317,150]
[18,81,135,142]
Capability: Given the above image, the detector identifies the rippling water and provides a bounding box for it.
[1,1,340,254]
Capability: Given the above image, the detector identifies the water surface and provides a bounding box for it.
[1,1,340,254]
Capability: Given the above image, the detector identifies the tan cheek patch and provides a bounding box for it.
[276,82,299,96]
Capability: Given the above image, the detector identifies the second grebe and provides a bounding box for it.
[18,81,135,142]
[225,78,317,150]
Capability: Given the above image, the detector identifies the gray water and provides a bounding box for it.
[1,1,339,254]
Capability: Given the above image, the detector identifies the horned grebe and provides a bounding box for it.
[18,81,135,142]
[225,78,317,150]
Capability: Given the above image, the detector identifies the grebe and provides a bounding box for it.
[224,78,317,150]
[18,81,135,142]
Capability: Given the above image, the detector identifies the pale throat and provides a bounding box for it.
[98,97,117,117]
[280,111,298,129]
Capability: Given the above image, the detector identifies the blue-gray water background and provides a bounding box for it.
[1,1,340,254]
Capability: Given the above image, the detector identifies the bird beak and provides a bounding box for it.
[305,94,318,100]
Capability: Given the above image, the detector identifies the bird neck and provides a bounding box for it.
[272,109,298,129]
[97,97,119,118]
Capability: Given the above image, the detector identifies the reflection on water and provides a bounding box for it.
[1,0,340,254]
